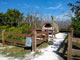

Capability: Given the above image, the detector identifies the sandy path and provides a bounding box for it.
[33,33,67,60]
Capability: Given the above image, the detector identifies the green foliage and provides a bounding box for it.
[19,23,33,33]
[68,1,80,37]
[5,23,33,41]
[0,9,24,27]
[0,12,5,26]
[0,23,33,41]
[7,23,33,33]
[0,25,9,38]
[0,25,9,31]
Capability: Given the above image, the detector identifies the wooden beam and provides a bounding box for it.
[5,39,25,45]
[32,29,36,51]
[46,30,48,42]
[72,38,80,44]
[37,32,48,36]
[5,32,32,37]
[2,30,6,47]
[67,33,72,60]
[37,40,44,45]
[36,38,47,45]
[72,49,80,55]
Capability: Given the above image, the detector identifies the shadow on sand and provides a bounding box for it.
[53,35,68,60]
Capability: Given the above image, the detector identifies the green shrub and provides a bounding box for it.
[0,23,33,42]
[0,25,9,31]
[1,47,31,58]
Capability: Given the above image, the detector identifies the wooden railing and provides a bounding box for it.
[1,29,49,51]
[67,28,80,60]
[0,31,2,41]
[36,30,49,44]
[2,30,32,47]
[72,38,80,44]
[0,31,2,47]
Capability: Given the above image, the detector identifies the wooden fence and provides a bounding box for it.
[0,31,2,40]
[1,29,49,51]
[67,28,80,60]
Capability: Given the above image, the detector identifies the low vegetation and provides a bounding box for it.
[37,42,49,49]
[33,50,42,56]
[0,42,50,59]
[1,46,31,59]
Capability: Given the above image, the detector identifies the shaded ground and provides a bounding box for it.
[57,37,80,60]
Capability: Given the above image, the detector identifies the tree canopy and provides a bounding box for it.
[68,1,80,37]
[0,9,24,27]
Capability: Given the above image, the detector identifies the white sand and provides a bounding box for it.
[33,33,67,60]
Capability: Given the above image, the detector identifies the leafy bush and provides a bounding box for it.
[0,25,9,38]
[0,25,9,31]
[0,23,33,42]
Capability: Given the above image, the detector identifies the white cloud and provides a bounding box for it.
[17,3,40,9]
[46,3,62,10]
[22,4,30,8]
[34,6,40,9]
[0,1,8,5]
[17,3,31,8]
[54,12,74,21]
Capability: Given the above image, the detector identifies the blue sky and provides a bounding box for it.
[0,0,78,17]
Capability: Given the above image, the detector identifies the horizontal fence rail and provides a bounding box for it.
[5,32,32,37]
[5,39,25,45]
[72,38,80,44]
[0,31,2,40]
[72,49,80,55]
[1,29,49,51]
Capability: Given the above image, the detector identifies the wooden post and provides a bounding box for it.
[52,31,55,42]
[46,30,48,42]
[32,29,36,51]
[71,28,74,36]
[67,33,72,60]
[2,30,5,47]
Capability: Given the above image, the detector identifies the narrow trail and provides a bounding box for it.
[33,33,67,60]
